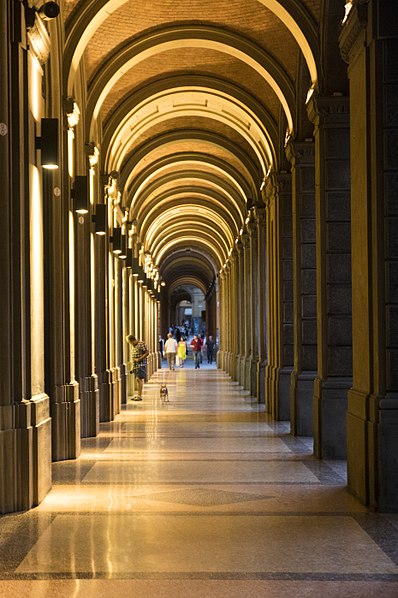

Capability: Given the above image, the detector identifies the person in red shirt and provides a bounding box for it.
[190,334,203,369]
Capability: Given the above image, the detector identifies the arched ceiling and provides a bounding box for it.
[62,0,321,292]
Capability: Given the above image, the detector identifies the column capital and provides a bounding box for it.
[307,94,350,126]
[339,1,368,64]
[285,139,315,166]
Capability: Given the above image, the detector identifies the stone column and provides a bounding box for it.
[95,233,116,423]
[256,206,268,404]
[249,216,260,397]
[235,240,244,383]
[307,94,352,459]
[0,4,50,512]
[229,250,238,379]
[241,231,251,390]
[216,270,225,369]
[265,175,294,419]
[75,213,99,438]
[340,0,398,510]
[286,141,317,436]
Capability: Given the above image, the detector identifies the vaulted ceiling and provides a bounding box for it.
[62,0,322,291]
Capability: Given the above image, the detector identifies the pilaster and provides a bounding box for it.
[265,174,293,419]
[286,140,317,436]
[339,0,398,510]
[307,93,352,459]
[256,207,268,404]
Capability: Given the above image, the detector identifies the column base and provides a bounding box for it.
[314,376,350,459]
[99,368,115,422]
[52,382,80,461]
[80,374,99,438]
[244,356,251,391]
[256,360,267,404]
[347,389,398,512]
[119,362,128,406]
[0,394,51,514]
[290,370,316,436]
[250,356,259,398]
[265,365,292,419]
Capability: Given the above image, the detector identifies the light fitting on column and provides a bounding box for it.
[72,176,89,214]
[119,234,127,259]
[25,1,60,30]
[92,203,107,235]
[35,118,59,169]
[111,228,122,254]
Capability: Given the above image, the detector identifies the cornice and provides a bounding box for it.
[339,1,368,64]
[307,94,350,125]
[28,17,51,64]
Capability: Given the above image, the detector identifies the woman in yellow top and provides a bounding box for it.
[177,337,187,367]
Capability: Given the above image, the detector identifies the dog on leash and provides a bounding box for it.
[159,384,169,401]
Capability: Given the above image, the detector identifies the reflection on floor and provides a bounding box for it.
[1,366,398,597]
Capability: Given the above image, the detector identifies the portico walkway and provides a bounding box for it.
[1,367,398,596]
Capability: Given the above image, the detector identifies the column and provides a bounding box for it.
[249,216,260,397]
[241,231,251,390]
[265,174,294,419]
[256,206,268,404]
[216,270,225,368]
[340,0,398,510]
[235,240,244,383]
[75,212,99,438]
[307,94,352,459]
[286,140,317,436]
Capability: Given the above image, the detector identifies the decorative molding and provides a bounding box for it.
[339,2,368,64]
[307,94,350,125]
[28,17,51,64]
[285,139,315,165]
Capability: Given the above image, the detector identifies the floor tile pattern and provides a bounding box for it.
[1,363,398,596]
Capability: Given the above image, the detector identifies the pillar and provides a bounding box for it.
[307,94,352,459]
[248,215,260,397]
[286,141,317,436]
[340,0,398,510]
[256,206,268,404]
[265,174,294,419]
[241,231,251,390]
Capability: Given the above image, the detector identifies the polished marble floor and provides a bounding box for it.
[1,363,398,597]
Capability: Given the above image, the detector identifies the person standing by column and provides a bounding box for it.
[190,334,202,369]
[164,332,178,371]
[177,336,187,367]
[127,335,149,401]
[206,335,215,364]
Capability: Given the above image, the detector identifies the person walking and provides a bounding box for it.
[206,335,215,364]
[190,334,202,369]
[177,337,187,367]
[164,332,178,370]
[126,334,149,401]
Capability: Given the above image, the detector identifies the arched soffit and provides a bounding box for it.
[85,25,295,137]
[64,0,319,99]
[161,251,217,285]
[158,237,225,272]
[105,94,273,177]
[144,204,235,248]
[120,131,260,197]
[147,217,233,264]
[168,277,208,296]
[135,191,243,239]
[102,77,278,171]
[153,229,229,268]
[161,249,216,277]
[131,171,247,222]
[103,75,278,153]
[127,153,253,208]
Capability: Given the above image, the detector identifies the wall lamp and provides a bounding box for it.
[119,234,127,259]
[111,228,122,254]
[72,176,88,214]
[92,203,107,235]
[35,118,59,169]
[25,1,60,29]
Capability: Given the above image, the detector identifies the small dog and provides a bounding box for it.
[159,384,169,401]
